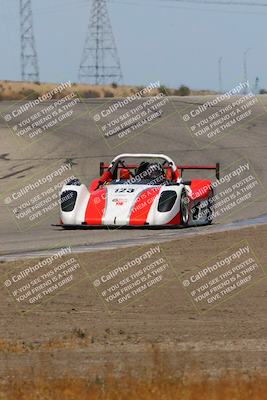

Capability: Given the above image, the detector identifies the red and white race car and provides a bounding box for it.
[59,153,220,228]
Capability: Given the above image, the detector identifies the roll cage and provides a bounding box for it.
[99,154,220,182]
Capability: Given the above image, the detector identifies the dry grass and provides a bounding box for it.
[0,80,216,101]
[0,80,145,100]
[0,373,267,400]
[0,344,266,399]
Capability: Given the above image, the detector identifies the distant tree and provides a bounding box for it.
[104,90,114,98]
[79,90,101,98]
[159,85,170,95]
[174,85,190,96]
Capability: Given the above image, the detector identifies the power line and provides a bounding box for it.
[1,0,266,22]
[160,0,267,6]
[108,0,267,16]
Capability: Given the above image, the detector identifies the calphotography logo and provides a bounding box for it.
[179,80,266,148]
[90,80,176,148]
[180,240,266,313]
[1,160,79,231]
[1,81,81,146]
[87,244,176,313]
[1,246,86,312]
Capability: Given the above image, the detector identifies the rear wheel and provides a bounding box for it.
[206,188,215,225]
[66,178,81,186]
[180,189,190,227]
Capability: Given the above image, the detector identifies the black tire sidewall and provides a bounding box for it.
[180,189,189,226]
[206,188,214,225]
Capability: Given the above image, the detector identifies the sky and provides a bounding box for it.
[0,0,266,91]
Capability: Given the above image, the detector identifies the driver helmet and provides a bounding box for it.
[145,163,165,183]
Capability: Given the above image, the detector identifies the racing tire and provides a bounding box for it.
[206,188,215,225]
[66,178,81,186]
[180,189,190,227]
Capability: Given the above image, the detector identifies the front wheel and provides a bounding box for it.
[180,189,190,227]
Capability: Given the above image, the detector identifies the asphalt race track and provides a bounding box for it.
[1,95,267,257]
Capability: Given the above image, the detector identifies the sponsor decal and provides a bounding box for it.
[112,198,128,206]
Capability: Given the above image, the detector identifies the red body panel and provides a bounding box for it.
[167,212,181,225]
[129,187,161,225]
[85,188,106,225]
[190,180,212,201]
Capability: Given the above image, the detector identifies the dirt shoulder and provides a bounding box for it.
[0,224,266,380]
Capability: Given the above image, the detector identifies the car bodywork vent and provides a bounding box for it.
[158,190,177,212]
[61,190,77,212]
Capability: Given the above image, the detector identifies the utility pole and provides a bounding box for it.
[218,56,223,93]
[254,77,259,94]
[20,0,40,81]
[78,0,123,85]
[243,48,250,94]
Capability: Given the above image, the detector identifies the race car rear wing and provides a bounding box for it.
[100,162,220,180]
[176,164,220,180]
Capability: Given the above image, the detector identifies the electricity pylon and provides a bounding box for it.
[78,0,123,85]
[20,0,40,81]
